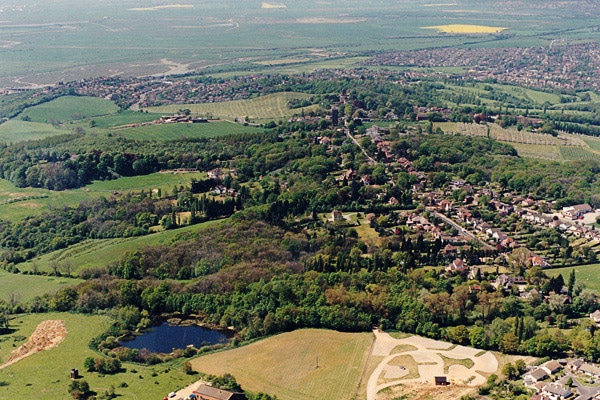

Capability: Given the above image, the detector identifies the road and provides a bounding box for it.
[558,374,600,400]
[430,210,495,251]
[345,128,376,165]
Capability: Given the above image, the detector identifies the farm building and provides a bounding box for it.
[193,384,247,400]
[434,376,449,386]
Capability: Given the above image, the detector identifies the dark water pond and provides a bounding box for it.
[120,323,229,353]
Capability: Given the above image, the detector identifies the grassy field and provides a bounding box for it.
[439,354,475,374]
[190,329,373,400]
[146,92,320,123]
[558,146,599,162]
[582,137,600,152]
[0,172,205,222]
[0,270,82,302]
[18,96,119,123]
[0,313,195,399]
[89,110,162,128]
[510,143,561,161]
[0,119,65,143]
[17,219,224,275]
[115,121,264,140]
[546,264,600,293]
[436,122,600,162]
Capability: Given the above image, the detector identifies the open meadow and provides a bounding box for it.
[3,0,592,88]
[115,120,264,140]
[0,119,64,143]
[0,171,206,222]
[16,219,224,276]
[546,264,600,293]
[436,122,600,162]
[0,313,195,399]
[17,96,119,124]
[146,92,319,124]
[190,329,374,400]
[0,270,82,302]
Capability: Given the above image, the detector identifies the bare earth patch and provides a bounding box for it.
[0,320,67,369]
[129,4,194,11]
[262,2,287,8]
[296,17,366,24]
[367,330,498,400]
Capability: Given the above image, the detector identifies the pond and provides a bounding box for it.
[120,323,229,353]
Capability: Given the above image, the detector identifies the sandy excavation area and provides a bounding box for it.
[367,329,498,400]
[0,320,67,370]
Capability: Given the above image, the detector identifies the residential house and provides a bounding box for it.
[580,363,600,377]
[562,203,593,220]
[524,368,548,385]
[590,310,600,325]
[438,199,453,212]
[541,360,562,375]
[530,395,551,400]
[407,215,432,230]
[530,255,551,268]
[522,198,536,207]
[468,267,482,280]
[566,358,584,373]
[493,274,526,292]
[442,244,458,257]
[445,258,467,274]
[457,208,473,223]
[193,384,248,400]
[542,383,573,399]
[332,210,344,222]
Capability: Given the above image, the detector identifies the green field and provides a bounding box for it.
[0,313,195,399]
[582,137,600,153]
[558,146,599,162]
[0,119,65,143]
[546,264,600,293]
[17,219,224,275]
[0,172,205,222]
[510,143,561,161]
[146,92,320,123]
[0,269,82,302]
[190,329,373,400]
[115,120,264,140]
[90,110,162,128]
[18,96,119,124]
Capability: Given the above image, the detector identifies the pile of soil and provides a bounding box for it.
[0,320,67,369]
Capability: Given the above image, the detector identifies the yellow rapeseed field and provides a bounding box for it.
[424,24,507,34]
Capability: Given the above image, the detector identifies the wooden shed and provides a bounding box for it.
[435,376,449,386]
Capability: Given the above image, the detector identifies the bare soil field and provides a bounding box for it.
[368,330,498,400]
